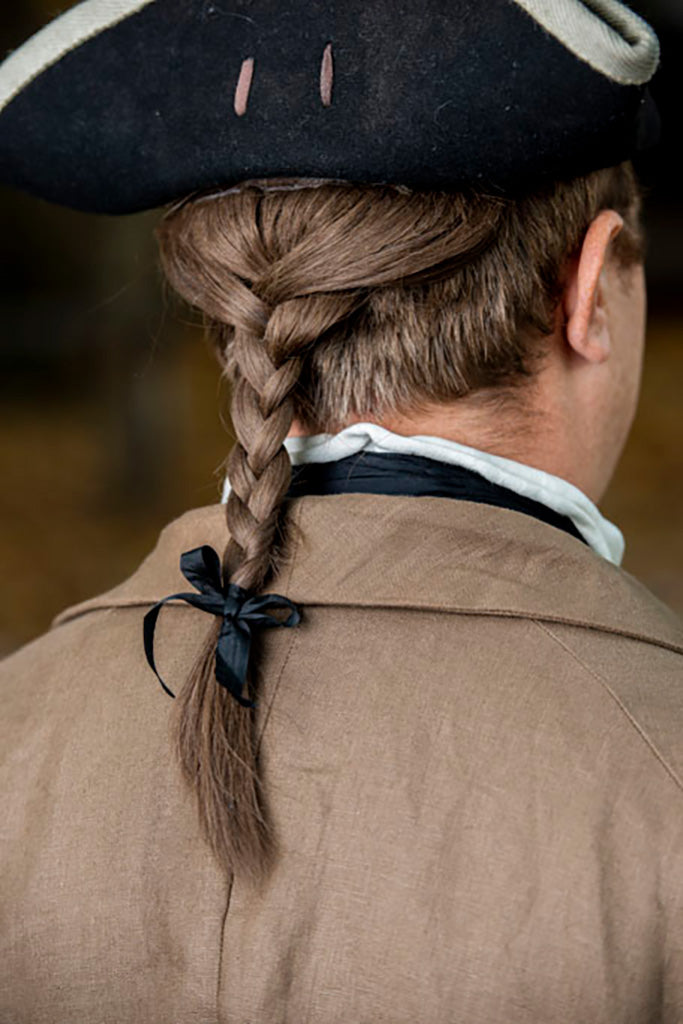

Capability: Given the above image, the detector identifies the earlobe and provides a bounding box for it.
[563,209,623,365]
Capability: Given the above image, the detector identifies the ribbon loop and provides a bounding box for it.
[180,545,223,596]
[143,545,301,706]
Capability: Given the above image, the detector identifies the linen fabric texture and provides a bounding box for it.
[2,494,683,1021]
[0,0,660,214]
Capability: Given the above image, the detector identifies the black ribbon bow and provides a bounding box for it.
[143,545,301,708]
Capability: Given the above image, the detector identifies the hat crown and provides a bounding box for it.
[0,0,661,214]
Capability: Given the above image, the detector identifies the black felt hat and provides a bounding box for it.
[0,0,660,215]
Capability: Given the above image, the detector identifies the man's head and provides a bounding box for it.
[158,162,645,502]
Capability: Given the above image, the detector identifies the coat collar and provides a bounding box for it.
[261,422,626,564]
[54,494,683,655]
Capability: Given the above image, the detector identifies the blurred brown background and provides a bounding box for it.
[1,0,681,656]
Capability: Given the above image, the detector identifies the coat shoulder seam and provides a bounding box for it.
[532,618,683,800]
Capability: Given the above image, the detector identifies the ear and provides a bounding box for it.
[563,209,624,364]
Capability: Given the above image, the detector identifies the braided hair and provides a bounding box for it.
[156,166,642,883]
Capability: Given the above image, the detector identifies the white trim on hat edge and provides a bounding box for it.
[512,0,659,86]
[0,0,156,115]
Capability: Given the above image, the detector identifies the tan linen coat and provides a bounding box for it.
[2,493,683,1023]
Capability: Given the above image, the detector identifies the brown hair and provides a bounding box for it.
[156,162,643,884]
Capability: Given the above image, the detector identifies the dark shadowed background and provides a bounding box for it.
[0,0,681,656]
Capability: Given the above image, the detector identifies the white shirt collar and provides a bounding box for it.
[222,421,624,566]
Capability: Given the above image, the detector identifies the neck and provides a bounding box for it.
[287,385,608,504]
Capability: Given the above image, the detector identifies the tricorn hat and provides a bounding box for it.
[0,0,660,215]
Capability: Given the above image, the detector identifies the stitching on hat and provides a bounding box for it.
[512,0,659,86]
[0,0,156,115]
[320,43,334,107]
[181,179,355,215]
[234,57,254,117]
